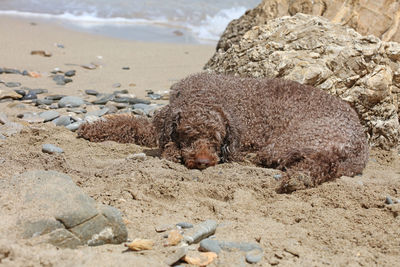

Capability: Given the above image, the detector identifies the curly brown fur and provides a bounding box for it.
[79,73,369,192]
[77,114,156,147]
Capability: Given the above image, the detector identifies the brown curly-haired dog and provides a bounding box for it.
[78,73,369,192]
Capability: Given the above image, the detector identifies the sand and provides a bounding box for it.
[1,16,400,267]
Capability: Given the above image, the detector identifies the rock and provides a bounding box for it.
[92,94,113,105]
[0,113,9,124]
[53,115,71,126]
[14,89,26,96]
[30,88,48,95]
[133,103,158,116]
[129,98,151,105]
[184,251,218,266]
[86,107,109,117]
[3,170,128,248]
[199,238,221,254]
[127,153,147,161]
[122,67,130,70]
[66,121,83,132]
[3,68,21,74]
[205,14,400,149]
[148,93,161,100]
[166,230,183,246]
[176,222,193,229]
[5,82,21,88]
[112,83,121,88]
[22,113,45,123]
[385,196,394,205]
[216,0,400,52]
[85,89,99,96]
[84,115,103,124]
[125,239,154,251]
[58,96,85,108]
[64,70,76,77]
[45,94,66,101]
[53,75,72,85]
[42,144,64,154]
[245,250,263,264]
[165,247,188,266]
[155,224,173,233]
[0,91,23,100]
[67,108,87,114]
[21,91,37,100]
[113,89,129,95]
[31,50,52,57]
[35,98,54,106]
[81,63,97,70]
[39,110,60,122]
[0,122,23,136]
[184,220,217,244]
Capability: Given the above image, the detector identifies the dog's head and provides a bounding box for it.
[167,105,238,170]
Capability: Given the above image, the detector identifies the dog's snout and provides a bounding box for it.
[195,157,211,169]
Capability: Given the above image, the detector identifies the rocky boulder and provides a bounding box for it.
[205,14,400,149]
[217,0,400,51]
[0,170,128,248]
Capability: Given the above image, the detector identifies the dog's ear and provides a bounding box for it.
[213,106,239,162]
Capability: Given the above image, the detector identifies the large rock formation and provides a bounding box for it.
[205,14,400,149]
[217,0,400,51]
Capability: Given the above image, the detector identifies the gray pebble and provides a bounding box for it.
[84,115,102,124]
[165,247,188,266]
[67,108,87,114]
[85,89,99,96]
[122,67,130,70]
[273,174,282,180]
[113,89,129,95]
[3,68,21,74]
[53,115,71,126]
[132,109,146,116]
[66,122,82,132]
[39,110,60,122]
[0,68,3,74]
[53,74,66,85]
[35,99,54,106]
[385,196,394,205]
[42,144,64,154]
[148,94,161,100]
[245,250,263,264]
[5,82,21,88]
[176,222,193,229]
[199,238,221,254]
[218,241,262,252]
[14,89,26,96]
[127,153,147,161]
[22,91,37,100]
[58,96,85,108]
[86,107,109,117]
[64,70,76,77]
[30,88,48,95]
[184,220,217,244]
[112,83,121,88]
[22,70,29,76]
[129,98,151,105]
[45,95,66,101]
[92,94,113,105]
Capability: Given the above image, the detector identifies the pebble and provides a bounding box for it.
[273,174,282,180]
[92,94,113,105]
[167,230,184,246]
[14,89,26,96]
[22,91,37,100]
[199,238,221,254]
[84,115,103,124]
[165,247,188,266]
[129,98,151,105]
[22,113,45,123]
[245,250,263,264]
[67,108,87,114]
[85,89,99,96]
[42,144,64,154]
[385,196,394,205]
[155,224,173,233]
[86,107,109,117]
[184,251,217,266]
[112,83,121,88]
[0,68,3,74]
[127,153,147,161]
[176,222,193,229]
[3,68,21,74]
[81,63,97,70]
[58,96,85,108]
[53,75,66,85]
[0,92,23,100]
[122,67,130,70]
[184,220,217,244]
[39,110,60,122]
[64,70,76,77]
[113,89,129,95]
[53,115,71,126]
[5,82,21,88]
[30,88,48,95]
[45,95,66,101]
[0,113,9,124]
[35,99,54,106]
[148,93,161,100]
[66,122,82,132]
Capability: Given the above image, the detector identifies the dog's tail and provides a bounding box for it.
[77,114,157,147]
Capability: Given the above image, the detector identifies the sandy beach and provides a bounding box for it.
[1,15,400,267]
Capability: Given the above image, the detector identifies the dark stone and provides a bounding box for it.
[30,88,48,94]
[64,78,73,84]
[0,68,3,74]
[92,94,113,105]
[3,68,21,74]
[45,95,66,101]
[22,91,37,100]
[22,70,29,76]
[122,67,130,70]
[58,96,84,108]
[128,98,151,105]
[53,115,71,126]
[64,70,76,77]
[14,89,26,96]
[113,89,129,95]
[148,93,161,100]
[85,89,99,96]
[5,82,21,88]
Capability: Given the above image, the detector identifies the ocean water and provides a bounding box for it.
[0,0,260,43]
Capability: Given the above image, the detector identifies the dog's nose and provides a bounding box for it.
[195,157,211,169]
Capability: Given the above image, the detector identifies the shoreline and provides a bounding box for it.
[0,15,215,100]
